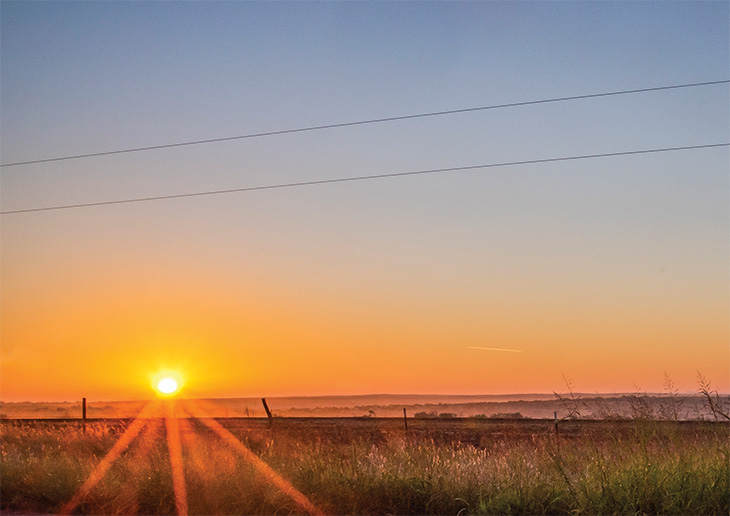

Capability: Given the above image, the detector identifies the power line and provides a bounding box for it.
[1,80,727,168]
[2,143,726,215]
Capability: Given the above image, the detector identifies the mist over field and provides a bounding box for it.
[2,393,726,420]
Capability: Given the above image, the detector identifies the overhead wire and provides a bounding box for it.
[1,80,727,168]
[2,143,726,215]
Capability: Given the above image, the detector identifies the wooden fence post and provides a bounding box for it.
[554,411,559,437]
[403,408,408,431]
[82,398,87,434]
[261,398,273,427]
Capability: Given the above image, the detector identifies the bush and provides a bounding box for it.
[413,411,437,419]
[488,412,525,419]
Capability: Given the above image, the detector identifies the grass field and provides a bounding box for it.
[1,415,728,515]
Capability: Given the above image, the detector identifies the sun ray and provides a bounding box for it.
[165,400,189,516]
[183,399,325,516]
[59,399,162,515]
[178,416,211,475]
[115,417,164,514]
[177,405,232,513]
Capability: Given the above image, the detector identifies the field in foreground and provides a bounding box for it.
[2,417,728,515]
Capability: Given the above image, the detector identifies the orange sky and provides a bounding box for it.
[1,213,727,401]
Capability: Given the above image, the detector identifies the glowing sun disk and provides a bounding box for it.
[158,378,178,395]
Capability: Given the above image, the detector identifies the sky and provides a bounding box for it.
[1,1,728,402]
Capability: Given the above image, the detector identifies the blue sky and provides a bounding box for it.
[1,1,728,400]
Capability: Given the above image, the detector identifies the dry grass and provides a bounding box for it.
[1,416,728,515]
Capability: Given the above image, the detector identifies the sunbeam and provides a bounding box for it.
[183,399,325,516]
[59,399,162,515]
[115,418,164,514]
[165,400,189,516]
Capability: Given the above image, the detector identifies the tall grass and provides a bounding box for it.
[1,418,728,515]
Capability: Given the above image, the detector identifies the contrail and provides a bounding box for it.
[467,347,523,353]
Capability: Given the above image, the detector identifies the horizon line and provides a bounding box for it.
[3,391,726,405]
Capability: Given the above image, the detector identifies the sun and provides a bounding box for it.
[152,371,184,397]
[158,377,179,395]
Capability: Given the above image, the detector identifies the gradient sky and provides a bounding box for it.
[1,1,728,402]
